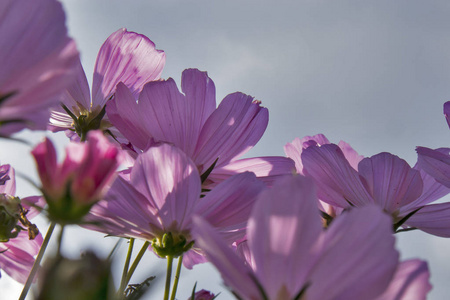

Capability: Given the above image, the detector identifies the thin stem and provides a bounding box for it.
[56,224,65,257]
[164,256,174,300]
[124,241,150,287]
[119,238,135,295]
[19,222,56,300]
[169,255,183,300]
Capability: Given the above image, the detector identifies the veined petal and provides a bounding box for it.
[181,69,217,157]
[196,172,265,244]
[307,206,399,300]
[92,28,165,106]
[416,147,450,188]
[208,156,295,187]
[358,153,423,213]
[194,92,268,171]
[130,144,201,231]
[301,144,373,208]
[192,216,261,300]
[137,79,187,153]
[376,259,431,300]
[405,202,450,237]
[248,175,322,299]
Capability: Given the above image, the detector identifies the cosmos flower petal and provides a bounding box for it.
[194,92,268,170]
[192,216,261,300]
[181,69,217,157]
[0,0,79,135]
[375,259,431,300]
[196,172,265,243]
[301,143,373,207]
[208,156,295,187]
[416,147,450,188]
[307,205,399,300]
[0,164,15,195]
[91,28,166,106]
[248,175,322,299]
[358,153,423,213]
[405,202,450,237]
[130,144,201,230]
[444,101,450,129]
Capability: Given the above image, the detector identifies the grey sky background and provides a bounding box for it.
[1,0,450,298]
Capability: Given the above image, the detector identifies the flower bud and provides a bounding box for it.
[32,130,121,224]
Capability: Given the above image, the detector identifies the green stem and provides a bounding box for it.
[19,222,56,300]
[169,255,183,300]
[119,238,135,296]
[56,224,65,257]
[124,241,150,287]
[164,256,174,300]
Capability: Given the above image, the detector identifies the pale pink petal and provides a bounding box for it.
[248,175,322,299]
[405,202,450,237]
[337,140,364,170]
[91,28,165,106]
[208,156,295,187]
[284,134,330,174]
[0,0,78,134]
[196,172,265,244]
[0,230,42,283]
[130,144,201,231]
[358,153,423,213]
[194,93,268,172]
[181,69,217,157]
[302,144,373,207]
[106,83,151,150]
[416,147,450,188]
[307,206,399,300]
[376,259,431,300]
[192,216,261,300]
[136,80,187,153]
[182,249,208,270]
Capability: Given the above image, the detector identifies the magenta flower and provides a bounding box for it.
[444,101,450,128]
[0,164,43,283]
[0,0,79,136]
[87,143,265,268]
[49,28,165,141]
[107,68,294,186]
[188,289,216,300]
[193,175,429,300]
[31,130,121,223]
[294,134,450,236]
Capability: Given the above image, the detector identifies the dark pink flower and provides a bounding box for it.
[0,164,43,283]
[194,175,428,300]
[292,134,450,236]
[86,143,265,268]
[31,131,121,223]
[188,289,216,300]
[107,68,294,186]
[49,28,165,141]
[0,0,79,136]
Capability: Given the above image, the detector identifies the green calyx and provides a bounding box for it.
[151,232,194,258]
[61,104,107,142]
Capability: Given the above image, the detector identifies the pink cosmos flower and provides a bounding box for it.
[49,28,165,141]
[107,68,294,187]
[31,130,121,223]
[188,290,216,300]
[0,164,43,283]
[193,175,430,300]
[290,134,450,236]
[0,0,79,136]
[86,143,265,268]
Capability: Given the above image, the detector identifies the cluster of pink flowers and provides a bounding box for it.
[1,0,450,299]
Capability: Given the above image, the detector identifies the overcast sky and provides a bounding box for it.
[2,1,450,299]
